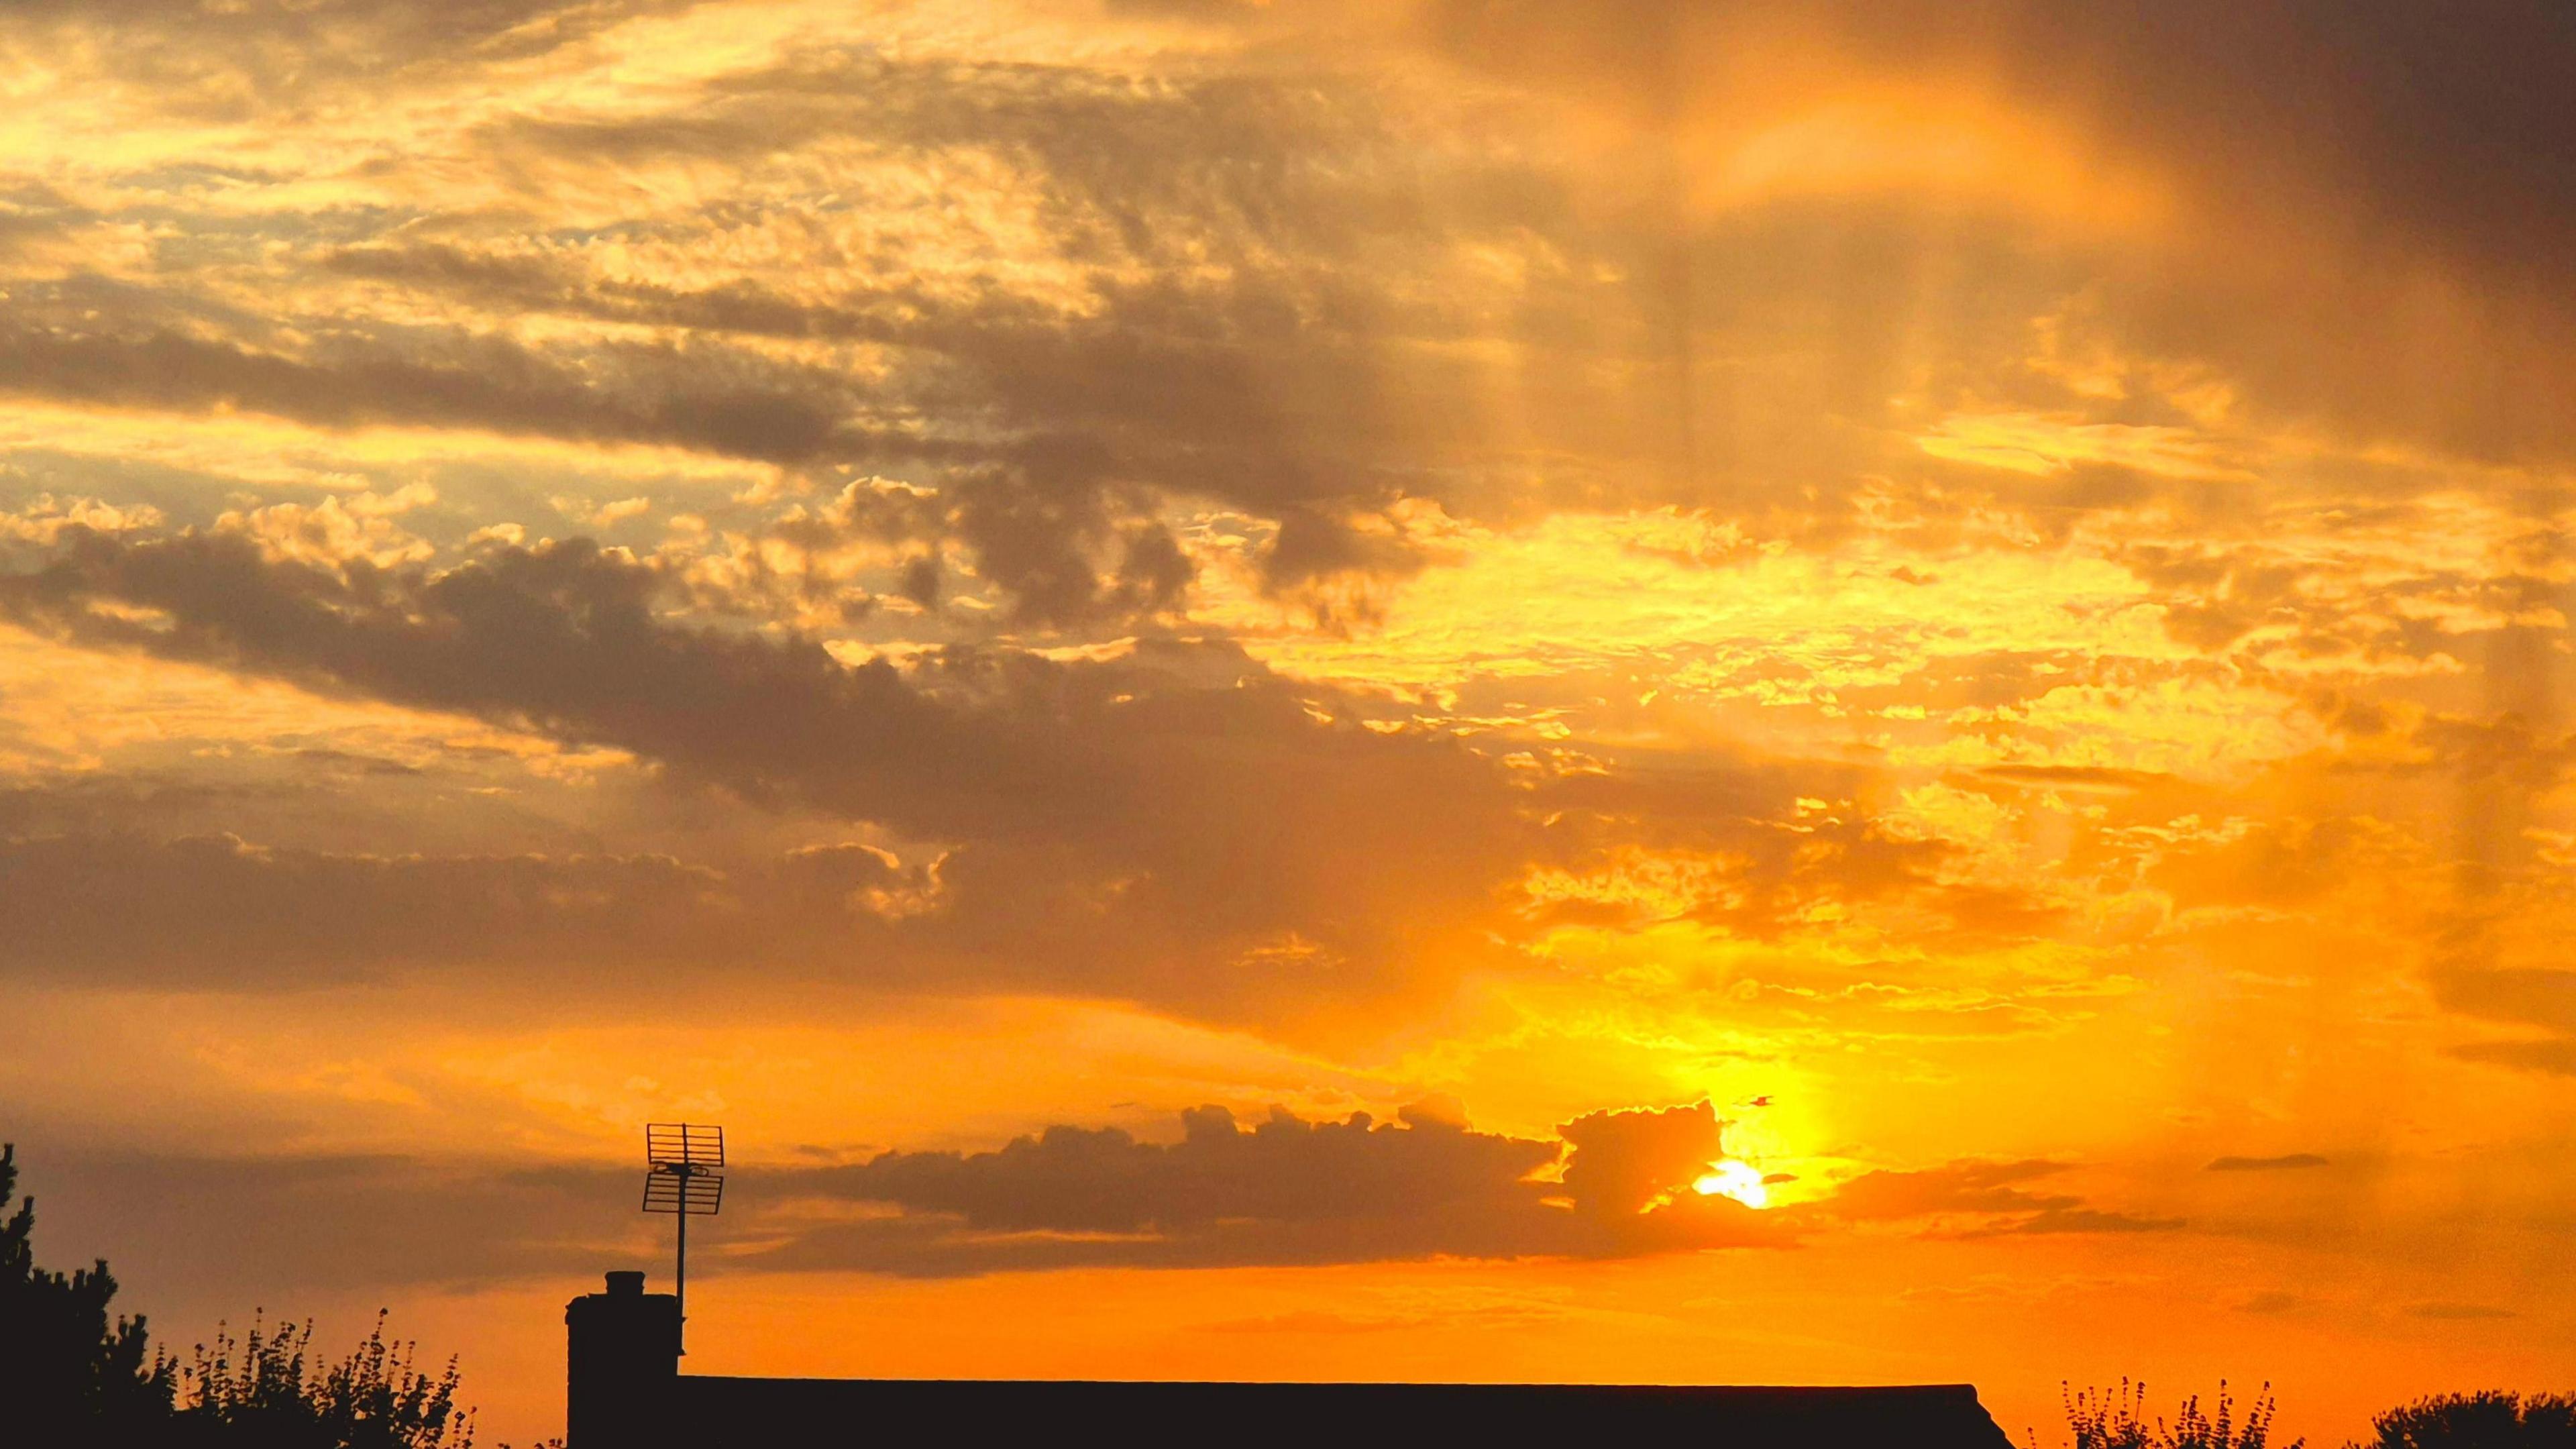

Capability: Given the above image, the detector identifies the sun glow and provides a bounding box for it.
[1692,1160,1769,1209]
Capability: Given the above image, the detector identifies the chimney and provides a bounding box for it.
[566,1272,680,1448]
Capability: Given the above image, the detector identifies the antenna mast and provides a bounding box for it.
[642,1123,725,1353]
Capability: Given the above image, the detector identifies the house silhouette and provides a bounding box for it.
[566,1273,2018,1446]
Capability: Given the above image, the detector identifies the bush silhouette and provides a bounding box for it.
[1,1142,501,1448]
[2357,1393,2576,1448]
[2055,1379,2302,1449]
[171,1311,474,1448]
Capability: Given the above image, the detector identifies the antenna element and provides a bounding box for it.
[641,1123,724,1352]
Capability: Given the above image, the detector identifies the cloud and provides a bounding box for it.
[293,47,1583,612]
[24,1104,2206,1292]
[0,325,855,464]
[18,0,2571,654]
[1976,1206,2185,1237]
[2434,968,2576,1077]
[749,1099,1786,1276]
[1421,0,2576,482]
[2436,968,2576,1034]
[1819,1159,2180,1236]
[2407,1302,2518,1322]
[0,527,1538,1010]
[316,231,1355,619]
[2449,1040,2576,1076]
[3,1146,623,1298]
[9,1102,1787,1293]
[2205,1154,2329,1173]
[1825,1159,2078,1219]
[0,833,940,989]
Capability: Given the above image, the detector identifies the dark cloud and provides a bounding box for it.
[0,527,1536,1010]
[1821,1159,2181,1236]
[21,0,2576,599]
[8,1102,1785,1295]
[22,1106,2202,1294]
[2434,968,2576,1077]
[1424,0,2576,275]
[316,223,1444,619]
[1974,1206,2185,1237]
[749,1099,1784,1277]
[49,1,2567,640]
[3,1144,623,1300]
[1520,794,2065,957]
[305,50,1713,599]
[0,325,849,466]
[2449,1039,2576,1077]
[2406,1302,2519,1322]
[1554,1099,1726,1219]
[0,833,936,989]
[1427,0,2576,472]
[2206,1154,2329,1173]
[1825,1159,2078,1219]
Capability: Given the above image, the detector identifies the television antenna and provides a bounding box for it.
[642,1123,724,1352]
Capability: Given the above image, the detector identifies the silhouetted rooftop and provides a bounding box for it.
[569,1273,2017,1446]
[674,1375,2017,1446]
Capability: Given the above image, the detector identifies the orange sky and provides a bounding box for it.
[3,1,2573,1443]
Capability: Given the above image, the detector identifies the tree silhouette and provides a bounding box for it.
[2358,1393,2576,1448]
[0,1142,176,1442]
[0,1142,494,1448]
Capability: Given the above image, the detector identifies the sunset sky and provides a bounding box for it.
[3,1,2573,1442]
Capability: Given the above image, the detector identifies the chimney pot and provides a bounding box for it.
[605,1271,645,1297]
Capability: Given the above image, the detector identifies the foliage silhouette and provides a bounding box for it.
[0,1142,539,1448]
[0,1142,178,1440]
[174,1311,474,1448]
[2046,1379,2302,1449]
[2356,1392,2576,1448]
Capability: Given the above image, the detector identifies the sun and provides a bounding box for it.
[1692,1159,1769,1209]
